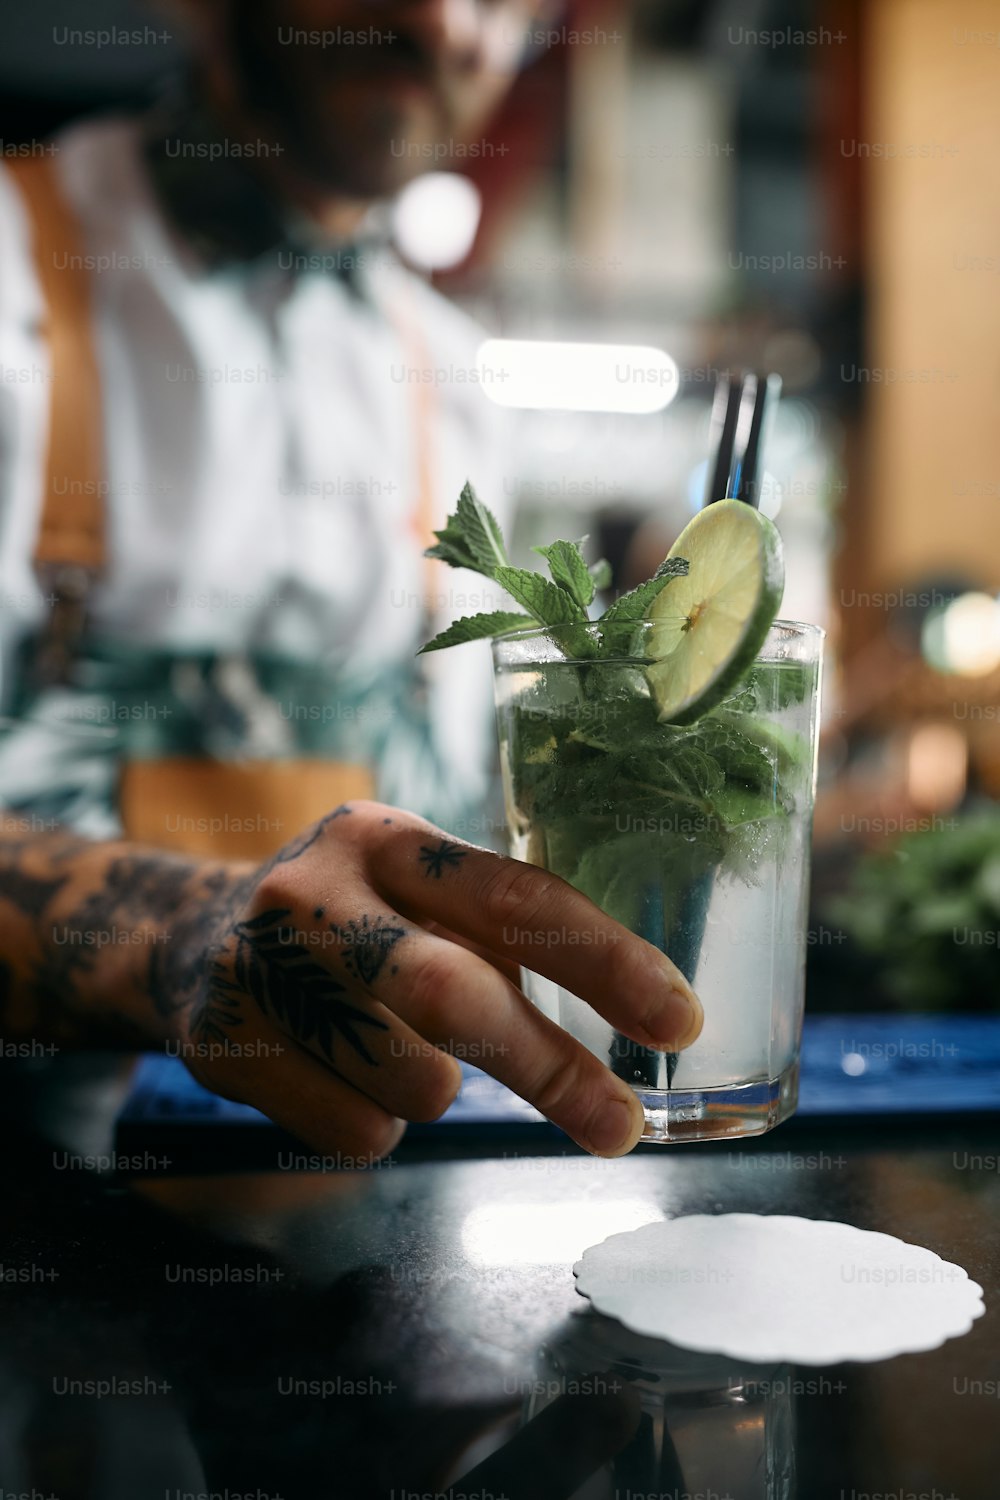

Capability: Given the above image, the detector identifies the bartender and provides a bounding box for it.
[0,0,702,1160]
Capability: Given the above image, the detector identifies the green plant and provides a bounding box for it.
[829,811,1000,1010]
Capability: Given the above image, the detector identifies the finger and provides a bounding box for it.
[202,1018,407,1164]
[257,1048,406,1163]
[380,924,648,1157]
[369,826,703,1052]
[420,917,523,987]
[205,902,462,1125]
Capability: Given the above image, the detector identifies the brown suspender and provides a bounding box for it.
[6,155,106,685]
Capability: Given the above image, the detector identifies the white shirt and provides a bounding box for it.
[0,117,511,827]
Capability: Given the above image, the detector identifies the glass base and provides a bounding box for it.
[635,1060,799,1143]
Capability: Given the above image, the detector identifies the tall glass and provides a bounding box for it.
[492,619,823,1143]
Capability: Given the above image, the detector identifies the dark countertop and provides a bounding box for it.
[2,1120,999,1499]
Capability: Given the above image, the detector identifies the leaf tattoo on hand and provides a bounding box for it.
[199,908,389,1065]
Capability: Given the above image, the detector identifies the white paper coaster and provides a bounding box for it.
[574,1214,985,1364]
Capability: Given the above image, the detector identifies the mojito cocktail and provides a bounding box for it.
[420,483,823,1144]
[492,618,822,1142]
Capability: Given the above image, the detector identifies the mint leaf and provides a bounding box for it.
[600,556,689,625]
[532,539,595,609]
[418,611,535,653]
[494,566,588,627]
[589,558,613,591]
[424,523,480,574]
[425,481,508,578]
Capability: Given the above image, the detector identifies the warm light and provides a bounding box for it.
[906,722,967,811]
[461,1199,661,1266]
[392,173,481,271]
[922,591,1000,677]
[477,340,679,413]
[943,593,1000,675]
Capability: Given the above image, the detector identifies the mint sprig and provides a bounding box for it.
[419,482,687,656]
[424,481,509,576]
[531,539,598,609]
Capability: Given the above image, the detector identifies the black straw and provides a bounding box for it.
[703,370,781,510]
[736,372,781,509]
[704,373,743,508]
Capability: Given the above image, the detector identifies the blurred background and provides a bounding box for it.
[2,0,998,1014]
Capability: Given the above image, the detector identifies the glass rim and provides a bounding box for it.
[491,617,824,664]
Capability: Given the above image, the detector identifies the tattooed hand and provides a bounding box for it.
[169,801,703,1160]
[0,807,701,1159]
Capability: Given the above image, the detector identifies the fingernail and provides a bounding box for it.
[588,1095,642,1156]
[643,986,704,1049]
[674,989,704,1047]
[657,956,697,1007]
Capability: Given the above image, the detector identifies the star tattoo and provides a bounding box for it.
[418,841,469,879]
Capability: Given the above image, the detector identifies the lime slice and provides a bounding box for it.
[646,499,784,724]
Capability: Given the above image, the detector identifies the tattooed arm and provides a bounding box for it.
[0,804,703,1159]
[0,829,252,1050]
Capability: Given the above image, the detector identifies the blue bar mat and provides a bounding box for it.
[796,1014,1000,1115]
[116,1015,1000,1154]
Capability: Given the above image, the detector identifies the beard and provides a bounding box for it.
[223,1,462,198]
